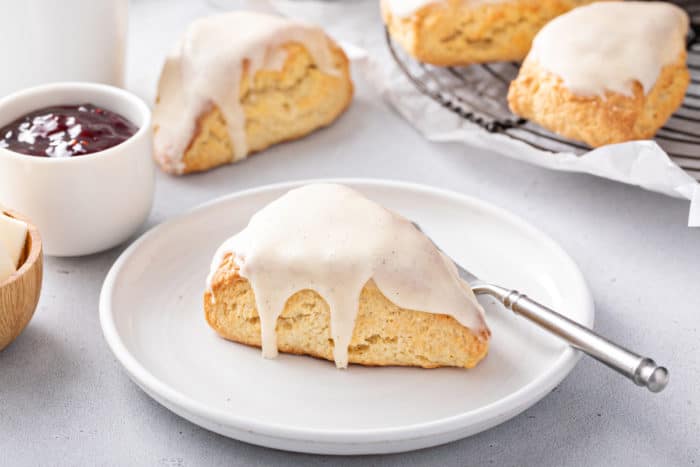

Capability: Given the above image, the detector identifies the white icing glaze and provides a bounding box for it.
[153,12,338,174]
[530,2,688,97]
[207,184,489,368]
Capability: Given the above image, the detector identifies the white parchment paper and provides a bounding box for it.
[371,50,700,226]
[212,0,700,226]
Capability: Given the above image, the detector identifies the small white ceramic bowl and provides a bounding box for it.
[0,82,155,256]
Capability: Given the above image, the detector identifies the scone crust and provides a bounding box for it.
[507,53,690,147]
[382,0,603,66]
[156,41,353,175]
[204,253,489,369]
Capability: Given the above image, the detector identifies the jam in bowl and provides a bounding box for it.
[0,103,137,158]
[0,82,154,257]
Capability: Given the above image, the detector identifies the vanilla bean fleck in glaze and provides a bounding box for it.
[153,12,338,174]
[530,2,689,97]
[207,184,489,368]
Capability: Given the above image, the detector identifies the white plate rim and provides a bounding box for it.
[99,178,594,446]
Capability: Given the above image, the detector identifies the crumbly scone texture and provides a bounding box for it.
[204,253,490,369]
[156,41,353,174]
[507,54,690,147]
[381,0,603,66]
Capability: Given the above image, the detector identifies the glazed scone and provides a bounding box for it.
[204,184,490,369]
[153,12,353,174]
[381,0,603,66]
[206,259,490,369]
[508,2,690,147]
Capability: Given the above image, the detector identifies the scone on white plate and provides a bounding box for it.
[204,184,490,369]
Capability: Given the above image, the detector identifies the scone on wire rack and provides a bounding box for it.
[153,12,353,175]
[381,0,602,66]
[508,2,690,148]
[204,184,490,370]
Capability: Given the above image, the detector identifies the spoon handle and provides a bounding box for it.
[474,283,669,393]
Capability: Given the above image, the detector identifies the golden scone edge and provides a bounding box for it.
[381,0,603,66]
[205,253,490,369]
[507,53,690,147]
[155,41,353,174]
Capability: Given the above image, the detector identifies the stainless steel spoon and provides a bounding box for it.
[413,223,669,393]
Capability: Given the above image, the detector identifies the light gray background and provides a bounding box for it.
[1,1,698,466]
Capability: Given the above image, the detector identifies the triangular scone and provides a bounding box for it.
[204,184,490,369]
[508,2,690,147]
[381,0,602,66]
[153,12,353,175]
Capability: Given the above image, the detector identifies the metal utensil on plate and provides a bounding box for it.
[413,223,669,393]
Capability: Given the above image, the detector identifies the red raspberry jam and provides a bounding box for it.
[0,104,138,158]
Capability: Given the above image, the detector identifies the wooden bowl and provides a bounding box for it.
[0,210,43,351]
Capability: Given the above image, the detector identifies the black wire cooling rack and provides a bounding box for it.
[386,1,700,180]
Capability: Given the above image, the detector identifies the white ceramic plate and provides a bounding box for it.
[100,179,594,455]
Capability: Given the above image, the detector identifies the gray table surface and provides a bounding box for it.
[1,1,699,466]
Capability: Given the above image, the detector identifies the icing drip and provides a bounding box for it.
[153,12,338,173]
[207,184,489,368]
[530,2,689,97]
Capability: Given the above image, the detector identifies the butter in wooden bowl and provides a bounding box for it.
[0,210,43,351]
